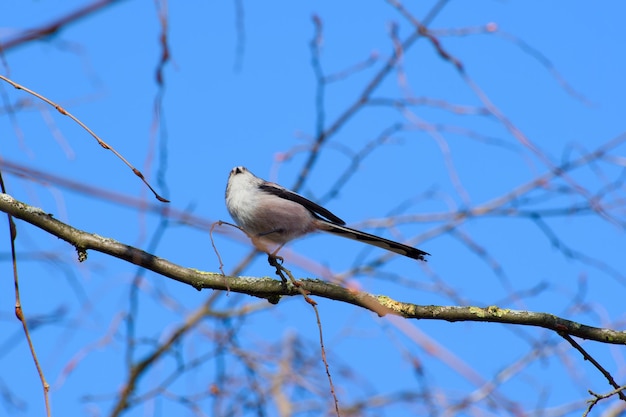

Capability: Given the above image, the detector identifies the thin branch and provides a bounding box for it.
[0,174,51,416]
[0,0,125,52]
[583,386,626,417]
[0,74,169,202]
[559,332,626,401]
[111,297,212,417]
[292,0,448,192]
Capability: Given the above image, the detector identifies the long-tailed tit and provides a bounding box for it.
[225,166,429,261]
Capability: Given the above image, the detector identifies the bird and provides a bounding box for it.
[225,166,429,261]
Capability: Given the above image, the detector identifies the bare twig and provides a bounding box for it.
[0,74,169,202]
[267,256,340,416]
[0,174,51,416]
[583,386,626,417]
[559,332,626,401]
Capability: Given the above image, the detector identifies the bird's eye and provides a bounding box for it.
[231,166,248,176]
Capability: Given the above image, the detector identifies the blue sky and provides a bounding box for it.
[1,1,626,416]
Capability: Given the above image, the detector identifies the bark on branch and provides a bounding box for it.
[1,193,624,345]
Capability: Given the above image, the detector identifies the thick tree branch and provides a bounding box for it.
[1,193,625,345]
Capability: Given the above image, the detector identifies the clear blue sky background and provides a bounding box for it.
[1,1,625,416]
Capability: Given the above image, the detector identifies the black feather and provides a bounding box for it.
[259,183,346,225]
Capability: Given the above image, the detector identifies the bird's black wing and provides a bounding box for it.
[259,183,346,225]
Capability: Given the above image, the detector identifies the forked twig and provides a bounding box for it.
[583,386,626,417]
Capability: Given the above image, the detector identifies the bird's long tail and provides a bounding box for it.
[318,221,429,261]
